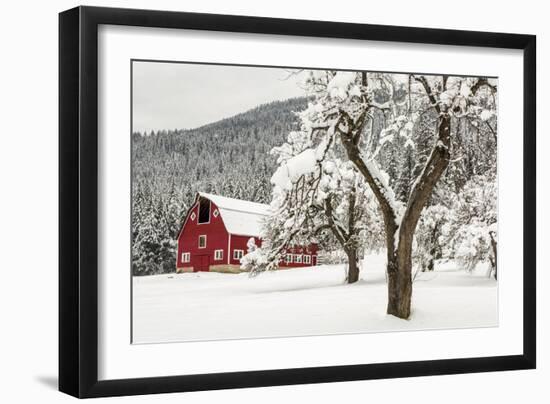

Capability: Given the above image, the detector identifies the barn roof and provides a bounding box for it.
[198,192,271,237]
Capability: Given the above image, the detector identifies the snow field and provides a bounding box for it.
[132,254,497,344]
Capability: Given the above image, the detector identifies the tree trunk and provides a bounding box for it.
[426,243,436,272]
[427,257,434,272]
[346,248,360,284]
[385,113,451,319]
[387,264,412,318]
[425,224,438,271]
[421,257,434,272]
[385,229,414,318]
[386,256,412,319]
[489,231,497,280]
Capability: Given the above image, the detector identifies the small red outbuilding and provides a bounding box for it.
[176,192,318,273]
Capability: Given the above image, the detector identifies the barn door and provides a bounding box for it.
[196,255,210,272]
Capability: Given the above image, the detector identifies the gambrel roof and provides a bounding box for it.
[198,192,270,237]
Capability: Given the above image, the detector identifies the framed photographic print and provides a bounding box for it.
[59,6,536,398]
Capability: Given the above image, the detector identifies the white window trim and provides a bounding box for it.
[227,234,231,265]
[198,235,207,249]
[233,249,244,260]
[181,252,190,263]
[285,254,292,264]
[295,254,302,263]
[304,254,311,264]
[214,249,223,261]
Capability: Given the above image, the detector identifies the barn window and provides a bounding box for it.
[285,254,292,264]
[198,235,207,248]
[214,249,223,260]
[181,252,190,263]
[233,249,244,260]
[213,209,219,218]
[190,212,196,221]
[295,254,302,263]
[198,198,211,224]
[303,255,311,264]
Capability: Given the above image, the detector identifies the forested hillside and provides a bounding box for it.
[132,97,309,275]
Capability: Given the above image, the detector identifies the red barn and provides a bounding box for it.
[176,192,318,273]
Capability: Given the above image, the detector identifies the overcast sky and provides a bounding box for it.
[132,61,307,133]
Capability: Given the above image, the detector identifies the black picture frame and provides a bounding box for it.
[59,5,536,398]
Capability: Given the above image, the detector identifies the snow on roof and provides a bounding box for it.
[198,192,270,237]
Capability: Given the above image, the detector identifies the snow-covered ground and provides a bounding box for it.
[132,254,497,344]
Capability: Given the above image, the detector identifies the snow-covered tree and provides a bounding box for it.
[444,175,498,278]
[414,204,450,272]
[241,125,382,283]
[132,190,164,275]
[311,161,383,283]
[275,70,497,318]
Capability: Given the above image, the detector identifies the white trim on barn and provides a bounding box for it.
[227,234,231,265]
